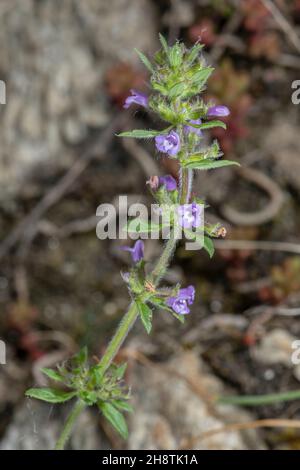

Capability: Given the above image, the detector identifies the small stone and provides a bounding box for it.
[252,329,296,367]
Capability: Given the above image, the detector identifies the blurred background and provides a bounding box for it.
[0,0,300,450]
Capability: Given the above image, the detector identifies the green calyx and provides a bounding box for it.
[26,348,131,412]
[135,38,214,127]
[26,348,132,439]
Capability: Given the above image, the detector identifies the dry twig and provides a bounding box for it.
[261,0,300,54]
[180,418,300,448]
[222,167,284,226]
[215,239,300,255]
[121,138,160,177]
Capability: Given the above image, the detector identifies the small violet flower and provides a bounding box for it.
[123,89,148,109]
[159,175,177,191]
[166,285,195,315]
[155,131,181,156]
[184,118,203,137]
[177,203,202,229]
[121,240,144,263]
[207,105,230,117]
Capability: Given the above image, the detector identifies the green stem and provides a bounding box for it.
[180,168,192,204]
[97,302,139,374]
[218,390,300,407]
[55,399,86,450]
[149,233,177,286]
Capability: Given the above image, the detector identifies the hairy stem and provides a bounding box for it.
[180,168,193,204]
[97,302,139,374]
[149,233,177,286]
[55,399,86,450]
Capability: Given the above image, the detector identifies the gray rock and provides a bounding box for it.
[0,399,108,450]
[252,328,295,367]
[129,352,266,450]
[0,0,157,196]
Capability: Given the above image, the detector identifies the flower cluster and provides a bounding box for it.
[121,239,196,315]
[119,37,236,324]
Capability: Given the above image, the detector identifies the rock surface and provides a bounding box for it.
[129,352,265,450]
[252,328,300,382]
[0,399,108,450]
[0,0,157,196]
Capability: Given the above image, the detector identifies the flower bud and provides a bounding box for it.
[123,89,148,109]
[207,105,230,117]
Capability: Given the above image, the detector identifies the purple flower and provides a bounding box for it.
[207,105,230,117]
[155,131,181,156]
[177,203,202,229]
[123,89,148,109]
[159,175,177,191]
[184,118,203,137]
[121,240,144,263]
[166,285,195,315]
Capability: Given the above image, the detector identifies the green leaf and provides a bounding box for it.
[112,400,134,413]
[90,366,104,385]
[151,81,168,95]
[25,388,76,403]
[182,159,240,170]
[192,67,214,84]
[79,390,98,405]
[134,49,154,73]
[159,33,169,57]
[117,129,162,139]
[168,81,186,99]
[186,44,203,66]
[136,301,153,334]
[74,346,88,366]
[169,43,183,68]
[150,296,174,314]
[203,237,215,258]
[99,402,128,439]
[189,120,227,131]
[183,142,221,165]
[172,313,186,324]
[41,368,64,382]
[115,363,127,379]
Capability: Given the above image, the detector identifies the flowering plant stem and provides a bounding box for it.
[55,400,86,450]
[26,37,236,450]
[54,173,189,449]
